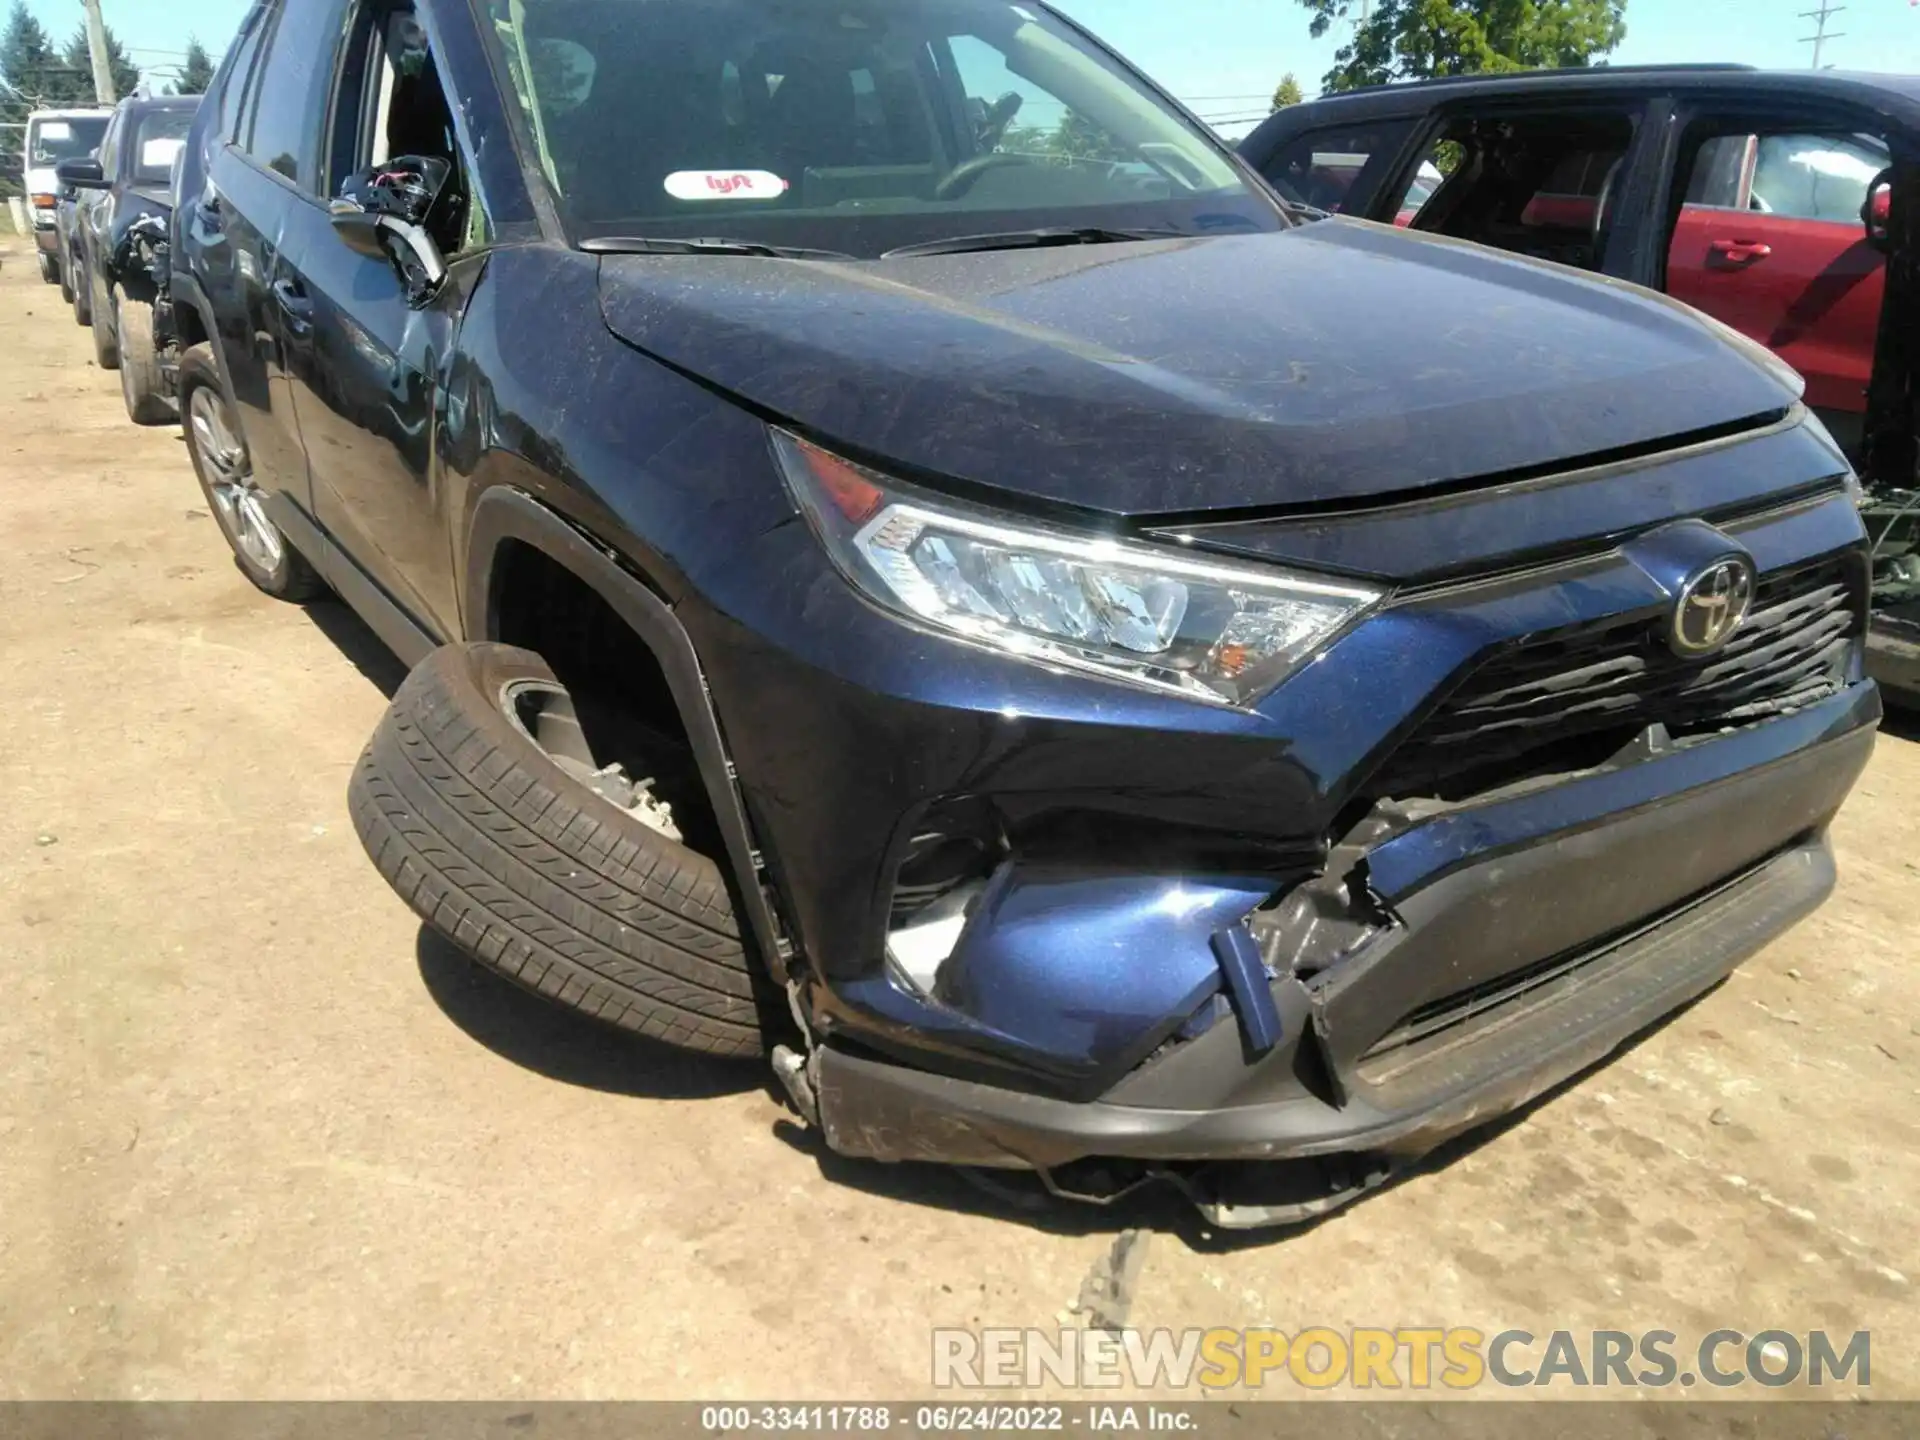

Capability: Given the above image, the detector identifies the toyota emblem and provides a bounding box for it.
[1670,556,1756,657]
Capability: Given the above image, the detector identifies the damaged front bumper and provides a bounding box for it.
[690,427,1879,1227]
[802,685,1875,1224]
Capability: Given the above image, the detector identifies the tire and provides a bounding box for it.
[72,260,92,326]
[92,277,120,369]
[37,249,58,285]
[115,291,176,425]
[178,343,328,601]
[58,250,75,304]
[349,643,763,1058]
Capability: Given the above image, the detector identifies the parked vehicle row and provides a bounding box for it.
[20,96,200,427]
[1239,65,1920,704]
[20,2,1887,1227]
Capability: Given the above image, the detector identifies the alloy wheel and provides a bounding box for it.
[189,386,284,574]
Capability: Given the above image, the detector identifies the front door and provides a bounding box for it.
[278,1,485,640]
[1666,129,1889,433]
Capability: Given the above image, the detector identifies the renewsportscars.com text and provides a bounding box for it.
[932,1327,1871,1391]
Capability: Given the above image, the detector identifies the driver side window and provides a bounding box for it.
[942,33,1130,167]
[327,5,490,256]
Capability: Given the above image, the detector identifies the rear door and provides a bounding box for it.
[1666,128,1888,423]
[200,0,350,518]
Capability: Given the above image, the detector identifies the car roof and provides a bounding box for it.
[26,107,113,121]
[1243,66,1920,145]
[116,95,201,116]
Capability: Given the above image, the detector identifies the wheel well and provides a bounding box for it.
[487,540,727,861]
[172,298,209,351]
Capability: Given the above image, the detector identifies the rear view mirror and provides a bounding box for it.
[329,156,451,304]
[1864,167,1894,252]
[56,157,108,190]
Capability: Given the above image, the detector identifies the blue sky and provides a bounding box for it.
[31,0,1920,119]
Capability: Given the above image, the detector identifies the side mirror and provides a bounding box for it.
[1864,168,1894,253]
[329,156,451,304]
[56,157,108,190]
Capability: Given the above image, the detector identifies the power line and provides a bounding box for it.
[1800,1,1845,69]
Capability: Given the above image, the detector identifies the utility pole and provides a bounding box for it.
[78,0,116,104]
[1800,1,1845,70]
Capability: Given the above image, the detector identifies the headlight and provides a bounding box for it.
[773,431,1381,706]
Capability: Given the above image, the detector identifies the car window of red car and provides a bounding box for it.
[1750,133,1889,223]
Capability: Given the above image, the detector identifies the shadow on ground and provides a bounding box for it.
[303,597,411,700]
[1882,702,1919,744]
[415,927,765,1101]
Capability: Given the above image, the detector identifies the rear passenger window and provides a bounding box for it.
[1258,121,1414,214]
[242,0,351,189]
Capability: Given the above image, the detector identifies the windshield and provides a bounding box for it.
[472,0,1282,256]
[26,115,109,168]
[130,108,195,187]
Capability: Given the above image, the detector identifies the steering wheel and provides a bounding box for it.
[935,151,1034,201]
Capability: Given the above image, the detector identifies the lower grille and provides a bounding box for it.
[1373,559,1859,800]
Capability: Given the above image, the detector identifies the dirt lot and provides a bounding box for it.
[1,232,1918,1403]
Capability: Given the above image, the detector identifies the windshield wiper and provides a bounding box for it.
[880,226,1188,259]
[580,235,854,260]
[1276,200,1335,223]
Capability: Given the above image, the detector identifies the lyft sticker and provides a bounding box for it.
[664,170,789,201]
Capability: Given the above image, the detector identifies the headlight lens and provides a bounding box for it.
[773,431,1381,706]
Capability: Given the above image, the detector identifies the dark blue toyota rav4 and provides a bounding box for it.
[170,0,1878,1225]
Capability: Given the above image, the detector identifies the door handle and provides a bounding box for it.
[1709,239,1773,265]
[271,277,314,334]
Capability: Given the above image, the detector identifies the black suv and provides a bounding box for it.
[1240,65,1920,702]
[58,94,200,423]
[171,2,1877,1226]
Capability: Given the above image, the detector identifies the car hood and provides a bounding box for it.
[597,219,1798,517]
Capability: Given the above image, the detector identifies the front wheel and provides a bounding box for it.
[178,343,327,601]
[37,250,59,286]
[348,643,764,1057]
[57,247,75,303]
[115,291,175,425]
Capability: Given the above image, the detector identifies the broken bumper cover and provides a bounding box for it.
[809,686,1877,1203]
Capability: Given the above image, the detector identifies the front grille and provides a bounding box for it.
[1372,559,1859,800]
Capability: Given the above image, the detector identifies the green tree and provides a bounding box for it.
[169,36,215,96]
[1,0,59,192]
[2,1,59,108]
[63,23,140,102]
[1272,73,1305,109]
[1295,0,1627,93]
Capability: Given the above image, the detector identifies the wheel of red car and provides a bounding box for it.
[347,643,764,1059]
